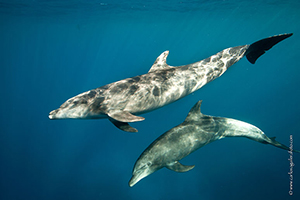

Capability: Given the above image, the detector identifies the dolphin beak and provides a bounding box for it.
[49,109,58,119]
[128,170,149,187]
[49,111,55,119]
[129,174,141,187]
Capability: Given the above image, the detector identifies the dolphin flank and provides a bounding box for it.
[49,33,293,132]
[129,100,300,187]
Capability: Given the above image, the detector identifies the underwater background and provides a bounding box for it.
[1,0,300,199]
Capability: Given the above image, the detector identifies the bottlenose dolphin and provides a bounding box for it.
[129,100,300,187]
[49,33,292,132]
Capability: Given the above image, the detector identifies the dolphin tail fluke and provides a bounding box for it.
[266,136,300,153]
[293,149,300,153]
[245,33,293,64]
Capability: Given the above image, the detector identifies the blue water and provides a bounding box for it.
[1,1,300,199]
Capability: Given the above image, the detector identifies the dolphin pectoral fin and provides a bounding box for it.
[107,110,145,123]
[108,118,138,132]
[166,161,195,173]
[107,110,144,132]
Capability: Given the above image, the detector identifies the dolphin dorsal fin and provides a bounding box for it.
[184,100,204,122]
[148,51,173,73]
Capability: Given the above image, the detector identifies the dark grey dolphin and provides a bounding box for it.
[49,33,292,132]
[129,100,300,187]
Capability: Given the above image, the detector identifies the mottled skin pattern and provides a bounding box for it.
[49,33,292,131]
[49,45,249,126]
[129,101,300,187]
[105,45,248,114]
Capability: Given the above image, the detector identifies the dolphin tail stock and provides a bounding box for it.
[263,136,300,153]
[245,33,293,64]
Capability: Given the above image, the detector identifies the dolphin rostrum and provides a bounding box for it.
[49,33,293,132]
[129,100,299,187]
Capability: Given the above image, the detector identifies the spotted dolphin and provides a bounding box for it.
[49,33,292,132]
[129,100,300,187]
